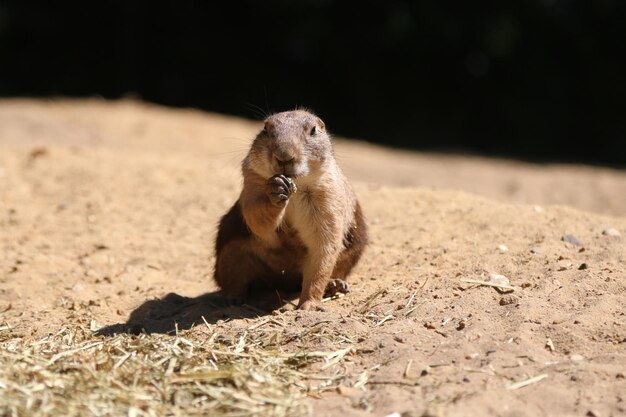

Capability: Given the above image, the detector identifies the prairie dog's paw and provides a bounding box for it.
[267,175,297,206]
[297,299,326,312]
[324,279,350,298]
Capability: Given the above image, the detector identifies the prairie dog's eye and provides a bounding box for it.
[310,126,317,136]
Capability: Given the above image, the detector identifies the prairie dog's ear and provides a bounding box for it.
[316,117,326,132]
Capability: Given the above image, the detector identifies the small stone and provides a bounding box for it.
[578,263,588,270]
[394,335,405,343]
[29,147,49,159]
[530,247,542,255]
[499,295,519,306]
[562,234,584,247]
[488,273,509,284]
[534,206,544,213]
[557,260,573,271]
[488,273,513,293]
[602,228,621,237]
[569,354,584,362]
[497,244,508,253]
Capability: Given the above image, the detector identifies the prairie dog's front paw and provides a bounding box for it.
[267,175,297,206]
[324,279,350,297]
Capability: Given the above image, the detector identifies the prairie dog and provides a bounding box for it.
[214,110,367,310]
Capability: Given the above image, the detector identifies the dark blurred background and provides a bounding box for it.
[0,1,624,165]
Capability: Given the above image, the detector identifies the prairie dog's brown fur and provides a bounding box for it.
[213,110,367,310]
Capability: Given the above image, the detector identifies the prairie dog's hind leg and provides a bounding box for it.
[214,241,269,304]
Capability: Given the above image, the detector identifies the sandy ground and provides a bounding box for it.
[1,99,625,416]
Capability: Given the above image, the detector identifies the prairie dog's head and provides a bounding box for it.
[244,110,332,179]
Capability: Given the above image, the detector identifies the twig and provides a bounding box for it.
[403,360,413,378]
[405,290,418,308]
[461,279,516,290]
[358,289,386,313]
[506,374,548,390]
[46,341,104,366]
[368,380,419,386]
[376,315,394,326]
[322,292,345,303]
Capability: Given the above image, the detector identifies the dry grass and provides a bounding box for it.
[0,315,358,417]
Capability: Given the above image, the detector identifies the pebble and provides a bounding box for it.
[562,234,584,246]
[557,260,573,271]
[499,295,519,306]
[602,228,621,237]
[569,354,584,362]
[497,244,508,253]
[530,247,542,255]
[488,273,513,293]
[488,273,510,285]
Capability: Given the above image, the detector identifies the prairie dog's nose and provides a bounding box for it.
[273,150,295,165]
[275,157,295,168]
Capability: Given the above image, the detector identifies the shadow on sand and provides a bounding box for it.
[96,290,298,336]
